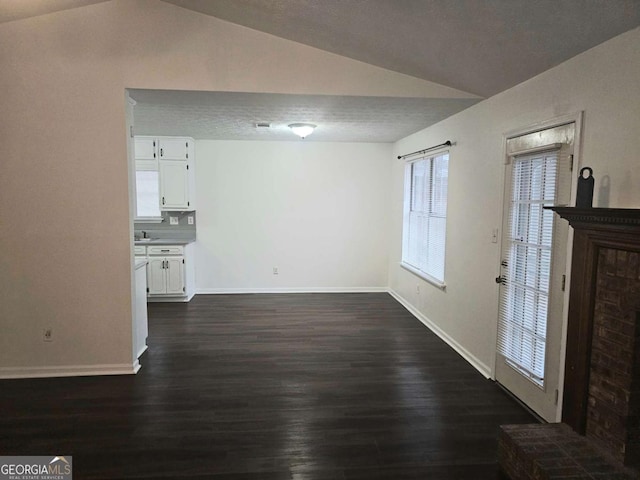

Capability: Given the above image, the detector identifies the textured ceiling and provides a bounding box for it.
[163,0,640,97]
[129,89,479,143]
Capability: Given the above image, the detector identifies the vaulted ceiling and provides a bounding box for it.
[2,0,639,141]
[162,0,640,98]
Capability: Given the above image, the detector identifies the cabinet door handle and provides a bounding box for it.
[160,148,164,157]
[162,197,165,205]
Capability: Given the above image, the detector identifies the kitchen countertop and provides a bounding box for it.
[134,239,195,246]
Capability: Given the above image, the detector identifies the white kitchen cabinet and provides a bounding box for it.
[147,257,173,295]
[145,244,195,302]
[134,259,149,359]
[159,160,191,210]
[165,256,185,294]
[159,137,190,160]
[133,135,196,212]
[134,137,157,160]
[147,255,185,296]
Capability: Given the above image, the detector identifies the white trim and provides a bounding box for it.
[147,292,195,302]
[196,287,388,295]
[0,363,140,379]
[136,345,148,359]
[495,111,584,422]
[508,143,563,158]
[388,289,492,379]
[400,262,446,290]
[503,112,582,140]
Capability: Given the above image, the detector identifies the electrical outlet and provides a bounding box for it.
[170,216,179,225]
[187,216,194,225]
[273,267,279,275]
[43,328,53,342]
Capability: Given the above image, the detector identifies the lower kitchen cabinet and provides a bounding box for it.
[134,259,149,359]
[144,243,195,302]
[147,256,184,295]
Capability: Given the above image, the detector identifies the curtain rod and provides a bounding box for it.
[397,140,452,160]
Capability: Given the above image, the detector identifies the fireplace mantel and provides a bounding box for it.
[546,207,640,230]
[547,206,640,467]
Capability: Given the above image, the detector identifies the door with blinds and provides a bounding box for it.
[495,123,574,421]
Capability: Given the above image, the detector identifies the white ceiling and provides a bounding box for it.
[3,0,639,142]
[129,89,479,143]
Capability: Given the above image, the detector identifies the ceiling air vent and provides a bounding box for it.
[255,122,271,129]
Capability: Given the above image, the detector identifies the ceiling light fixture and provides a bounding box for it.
[288,123,316,139]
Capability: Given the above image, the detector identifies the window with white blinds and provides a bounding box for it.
[135,169,161,218]
[401,151,449,286]
[497,150,559,386]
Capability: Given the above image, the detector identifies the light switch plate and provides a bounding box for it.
[170,216,179,225]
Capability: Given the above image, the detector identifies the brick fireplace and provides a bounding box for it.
[549,207,640,467]
[498,208,640,479]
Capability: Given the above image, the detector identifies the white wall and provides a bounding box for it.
[0,0,469,377]
[2,0,636,379]
[194,141,391,292]
[388,27,640,377]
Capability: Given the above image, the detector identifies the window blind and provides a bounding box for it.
[402,152,449,284]
[497,150,558,386]
[136,170,161,218]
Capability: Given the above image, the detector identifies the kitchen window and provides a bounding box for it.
[401,150,449,288]
[135,160,162,220]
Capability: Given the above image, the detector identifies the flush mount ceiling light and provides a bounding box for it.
[288,123,316,139]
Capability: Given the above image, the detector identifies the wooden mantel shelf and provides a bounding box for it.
[544,207,640,232]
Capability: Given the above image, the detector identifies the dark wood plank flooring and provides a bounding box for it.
[0,293,536,479]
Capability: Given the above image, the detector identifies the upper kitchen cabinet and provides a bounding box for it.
[159,137,195,211]
[134,136,158,160]
[134,136,196,213]
[159,137,191,160]
[160,160,192,210]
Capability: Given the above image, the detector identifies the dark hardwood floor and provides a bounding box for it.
[0,293,536,479]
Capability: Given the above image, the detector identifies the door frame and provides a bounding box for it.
[491,111,584,422]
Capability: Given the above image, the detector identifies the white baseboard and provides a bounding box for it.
[136,345,148,359]
[0,363,140,379]
[388,289,492,379]
[147,293,194,302]
[196,287,388,294]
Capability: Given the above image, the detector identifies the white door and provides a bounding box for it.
[160,160,189,209]
[147,257,167,295]
[134,137,157,160]
[495,123,574,421]
[159,138,189,160]
[165,257,185,295]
